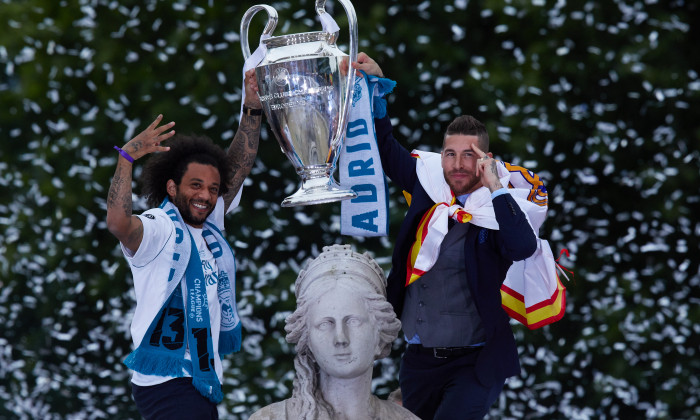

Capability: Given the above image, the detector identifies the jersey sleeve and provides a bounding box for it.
[121,208,173,268]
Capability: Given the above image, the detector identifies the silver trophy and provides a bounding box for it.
[241,0,358,207]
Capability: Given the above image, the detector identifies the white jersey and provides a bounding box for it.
[121,194,239,386]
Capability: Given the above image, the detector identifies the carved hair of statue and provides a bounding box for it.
[284,244,401,420]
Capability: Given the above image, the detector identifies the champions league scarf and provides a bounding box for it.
[405,152,565,328]
[339,71,394,236]
[124,198,241,403]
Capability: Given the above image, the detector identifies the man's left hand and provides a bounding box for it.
[472,144,503,193]
[243,69,262,109]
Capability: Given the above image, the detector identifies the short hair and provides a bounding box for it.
[443,115,489,152]
[139,133,233,208]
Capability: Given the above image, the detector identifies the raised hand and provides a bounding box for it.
[120,114,175,162]
[340,52,384,78]
[243,69,262,109]
[352,52,384,78]
[108,114,174,252]
[471,143,504,192]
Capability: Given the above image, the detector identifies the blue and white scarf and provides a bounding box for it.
[339,72,395,236]
[124,198,241,403]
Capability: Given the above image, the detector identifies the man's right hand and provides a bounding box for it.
[119,115,175,162]
[107,115,175,254]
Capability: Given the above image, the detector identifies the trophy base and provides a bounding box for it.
[281,176,357,207]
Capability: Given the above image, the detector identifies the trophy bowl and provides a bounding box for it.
[241,1,358,207]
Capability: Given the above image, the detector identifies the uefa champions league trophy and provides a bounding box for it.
[241,0,358,207]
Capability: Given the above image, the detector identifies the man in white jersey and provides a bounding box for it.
[106,70,263,420]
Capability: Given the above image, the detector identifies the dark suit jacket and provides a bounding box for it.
[375,116,537,386]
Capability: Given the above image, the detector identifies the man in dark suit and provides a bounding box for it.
[351,53,538,420]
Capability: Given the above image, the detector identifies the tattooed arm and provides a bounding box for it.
[223,69,263,210]
[107,115,175,254]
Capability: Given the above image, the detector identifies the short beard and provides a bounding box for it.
[173,192,210,226]
[444,170,480,196]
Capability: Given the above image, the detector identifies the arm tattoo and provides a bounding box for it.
[107,163,133,218]
[224,113,261,206]
[489,161,499,177]
[107,147,143,250]
[129,140,144,154]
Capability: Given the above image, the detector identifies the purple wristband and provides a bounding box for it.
[114,146,134,163]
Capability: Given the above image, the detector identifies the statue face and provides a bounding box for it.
[307,286,379,380]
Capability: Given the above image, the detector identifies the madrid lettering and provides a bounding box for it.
[344,117,379,233]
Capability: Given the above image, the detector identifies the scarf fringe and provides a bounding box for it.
[193,377,224,404]
[219,323,242,356]
[124,347,190,378]
[369,76,396,119]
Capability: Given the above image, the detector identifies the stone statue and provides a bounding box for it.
[249,244,419,420]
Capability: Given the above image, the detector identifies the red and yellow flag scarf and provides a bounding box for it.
[403,151,566,329]
[405,194,472,286]
[403,151,510,286]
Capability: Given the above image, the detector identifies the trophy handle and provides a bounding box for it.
[315,0,358,153]
[240,4,278,60]
[315,0,357,60]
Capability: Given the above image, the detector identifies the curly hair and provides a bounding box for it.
[139,133,233,208]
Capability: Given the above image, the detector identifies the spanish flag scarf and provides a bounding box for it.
[405,151,565,329]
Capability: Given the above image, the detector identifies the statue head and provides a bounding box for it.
[284,244,401,419]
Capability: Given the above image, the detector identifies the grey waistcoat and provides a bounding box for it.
[401,222,486,347]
